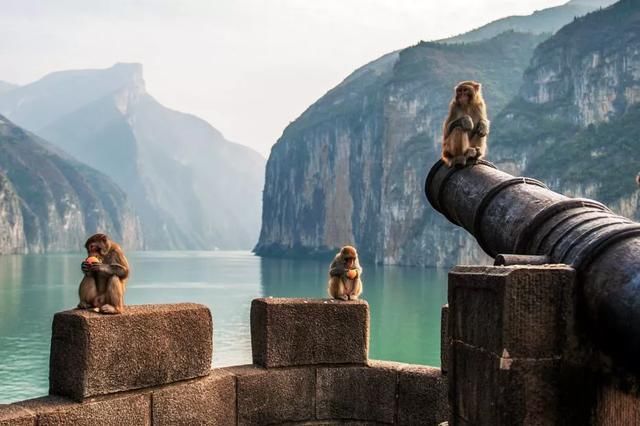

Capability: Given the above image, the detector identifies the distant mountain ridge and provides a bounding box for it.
[0,63,265,250]
[440,0,617,44]
[0,114,142,254]
[0,81,17,95]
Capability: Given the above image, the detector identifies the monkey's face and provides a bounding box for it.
[456,85,474,105]
[344,257,355,268]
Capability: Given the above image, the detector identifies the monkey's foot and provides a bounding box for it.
[99,304,120,314]
[452,156,466,168]
[338,295,348,301]
[350,295,359,300]
[464,148,477,158]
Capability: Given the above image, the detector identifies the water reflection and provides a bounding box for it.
[0,252,447,403]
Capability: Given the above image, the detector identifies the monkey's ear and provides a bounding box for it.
[472,82,482,91]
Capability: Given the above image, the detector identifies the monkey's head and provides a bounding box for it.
[340,245,358,267]
[454,81,482,106]
[84,233,111,256]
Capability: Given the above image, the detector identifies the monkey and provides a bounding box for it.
[328,245,363,301]
[77,233,129,314]
[441,81,490,167]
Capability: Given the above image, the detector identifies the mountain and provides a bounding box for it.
[255,31,547,265]
[441,0,618,44]
[0,63,265,250]
[490,0,640,216]
[0,114,142,254]
[0,81,17,95]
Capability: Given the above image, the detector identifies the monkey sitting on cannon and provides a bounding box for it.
[441,80,490,168]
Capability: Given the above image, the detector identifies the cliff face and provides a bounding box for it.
[256,32,546,265]
[0,63,265,250]
[0,115,142,254]
[491,0,640,212]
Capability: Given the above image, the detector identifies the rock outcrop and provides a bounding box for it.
[0,115,142,253]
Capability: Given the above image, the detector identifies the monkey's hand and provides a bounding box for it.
[81,261,91,274]
[89,263,114,275]
[474,119,490,137]
[448,115,474,135]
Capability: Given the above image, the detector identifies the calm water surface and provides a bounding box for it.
[0,251,447,403]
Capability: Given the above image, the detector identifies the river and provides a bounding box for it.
[0,251,448,403]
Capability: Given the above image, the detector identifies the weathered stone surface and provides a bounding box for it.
[17,394,150,425]
[279,422,388,425]
[316,362,396,423]
[152,369,235,426]
[397,365,449,426]
[0,405,35,426]
[441,304,449,374]
[448,266,574,358]
[230,364,315,425]
[251,298,369,368]
[450,341,560,426]
[49,304,212,401]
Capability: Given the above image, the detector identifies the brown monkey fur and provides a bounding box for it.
[442,81,490,167]
[78,233,129,314]
[328,245,363,301]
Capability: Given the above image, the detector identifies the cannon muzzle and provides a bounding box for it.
[426,159,640,374]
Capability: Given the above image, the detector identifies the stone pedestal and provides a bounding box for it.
[448,265,575,425]
[251,298,369,368]
[49,304,212,401]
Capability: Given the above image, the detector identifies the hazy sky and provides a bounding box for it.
[0,0,568,156]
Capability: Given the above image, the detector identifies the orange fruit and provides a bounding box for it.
[85,256,101,264]
[346,270,357,279]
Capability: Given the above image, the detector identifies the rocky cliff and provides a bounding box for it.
[0,63,265,250]
[491,0,640,212]
[0,115,142,254]
[255,32,546,265]
[257,0,640,266]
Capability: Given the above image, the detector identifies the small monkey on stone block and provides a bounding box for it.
[328,245,363,301]
[77,233,129,314]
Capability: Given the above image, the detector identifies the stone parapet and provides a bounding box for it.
[49,304,212,402]
[251,298,369,368]
[448,266,575,425]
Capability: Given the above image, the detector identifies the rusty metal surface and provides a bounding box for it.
[425,159,640,374]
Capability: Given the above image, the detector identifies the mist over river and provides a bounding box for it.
[0,251,447,403]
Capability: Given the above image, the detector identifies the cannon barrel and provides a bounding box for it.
[426,159,640,373]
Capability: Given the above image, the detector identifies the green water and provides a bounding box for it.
[0,251,448,404]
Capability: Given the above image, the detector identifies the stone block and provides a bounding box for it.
[17,394,150,425]
[450,341,560,426]
[397,365,449,426]
[441,304,449,374]
[251,298,369,368]
[49,303,212,401]
[230,364,315,425]
[0,405,35,426]
[152,369,236,426]
[316,362,396,423]
[448,265,574,358]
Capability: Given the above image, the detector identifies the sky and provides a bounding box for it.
[0,0,568,156]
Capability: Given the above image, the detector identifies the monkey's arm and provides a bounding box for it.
[446,115,474,136]
[472,119,490,137]
[329,259,347,277]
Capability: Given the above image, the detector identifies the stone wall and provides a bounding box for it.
[0,299,448,425]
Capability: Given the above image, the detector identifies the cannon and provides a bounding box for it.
[425,159,640,374]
